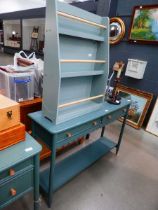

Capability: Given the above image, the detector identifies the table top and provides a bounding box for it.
[29,98,131,134]
[0,133,42,172]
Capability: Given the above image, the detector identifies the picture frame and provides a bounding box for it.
[146,98,158,136]
[110,17,125,45]
[116,84,153,129]
[129,5,158,44]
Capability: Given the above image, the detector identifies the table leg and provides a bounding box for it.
[116,105,129,155]
[101,126,105,137]
[34,154,40,210]
[31,122,38,139]
[48,137,56,208]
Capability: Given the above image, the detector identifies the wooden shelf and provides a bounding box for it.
[57,11,107,29]
[61,70,104,78]
[59,28,104,42]
[60,59,106,63]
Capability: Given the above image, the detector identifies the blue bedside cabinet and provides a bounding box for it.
[0,133,42,210]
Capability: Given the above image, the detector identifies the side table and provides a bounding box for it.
[29,98,130,208]
[0,133,42,210]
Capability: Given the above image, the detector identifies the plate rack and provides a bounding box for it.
[42,0,109,124]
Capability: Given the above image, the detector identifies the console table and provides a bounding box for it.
[29,98,130,207]
[0,133,42,210]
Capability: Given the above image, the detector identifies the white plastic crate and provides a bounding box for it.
[125,59,147,79]
[0,70,34,102]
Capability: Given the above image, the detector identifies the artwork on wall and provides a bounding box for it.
[146,98,158,136]
[129,5,158,44]
[116,84,153,129]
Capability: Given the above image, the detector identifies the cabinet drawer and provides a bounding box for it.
[0,158,33,181]
[56,118,102,146]
[102,108,127,125]
[0,169,33,206]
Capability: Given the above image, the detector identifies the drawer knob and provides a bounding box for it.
[9,169,15,176]
[7,111,12,119]
[92,121,97,126]
[66,132,72,138]
[10,188,16,196]
[107,115,112,120]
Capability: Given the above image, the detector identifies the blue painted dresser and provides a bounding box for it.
[0,133,42,210]
[29,98,131,207]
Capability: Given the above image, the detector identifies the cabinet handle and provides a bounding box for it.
[9,169,15,176]
[92,121,97,126]
[66,132,72,138]
[7,111,12,119]
[10,188,16,196]
[107,115,112,120]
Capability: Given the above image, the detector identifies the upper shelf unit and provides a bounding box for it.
[57,11,106,42]
[42,0,109,124]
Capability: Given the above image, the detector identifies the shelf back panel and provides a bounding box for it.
[58,101,102,124]
[59,77,92,104]
[60,36,98,72]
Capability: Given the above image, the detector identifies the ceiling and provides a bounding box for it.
[0,0,93,14]
[0,0,45,14]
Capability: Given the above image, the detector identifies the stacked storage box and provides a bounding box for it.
[0,69,34,102]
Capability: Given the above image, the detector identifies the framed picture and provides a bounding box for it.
[146,98,158,136]
[116,84,153,129]
[129,5,158,44]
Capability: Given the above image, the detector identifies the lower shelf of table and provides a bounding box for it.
[40,137,117,193]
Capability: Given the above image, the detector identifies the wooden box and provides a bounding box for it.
[0,123,25,151]
[0,94,20,131]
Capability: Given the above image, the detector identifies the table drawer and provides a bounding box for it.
[0,169,33,206]
[102,107,127,125]
[56,118,102,145]
[0,158,33,181]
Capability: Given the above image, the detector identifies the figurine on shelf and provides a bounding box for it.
[106,60,125,105]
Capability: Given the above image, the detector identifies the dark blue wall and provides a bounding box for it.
[96,0,112,16]
[109,0,158,125]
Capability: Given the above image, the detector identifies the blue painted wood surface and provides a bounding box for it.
[0,133,42,172]
[42,0,109,124]
[0,134,42,210]
[40,137,116,193]
[61,70,104,78]
[30,97,130,207]
[29,98,130,134]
